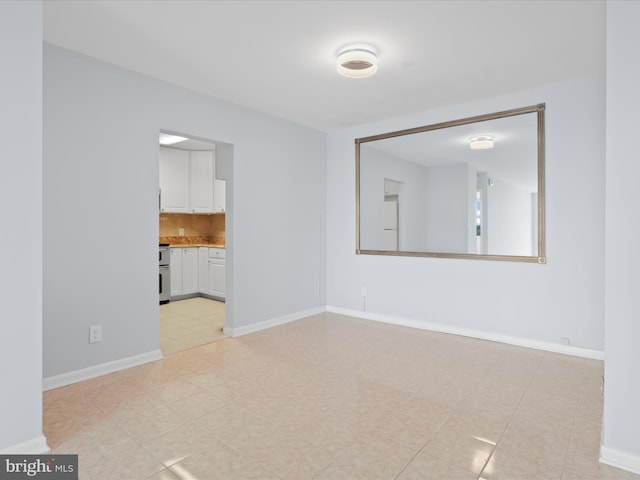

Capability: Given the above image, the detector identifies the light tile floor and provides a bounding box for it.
[160,297,226,355]
[44,313,639,480]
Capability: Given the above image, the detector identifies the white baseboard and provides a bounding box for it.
[42,349,163,391]
[601,446,640,475]
[0,435,50,454]
[224,306,326,337]
[326,306,604,360]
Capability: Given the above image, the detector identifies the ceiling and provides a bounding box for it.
[43,0,605,132]
[363,110,539,191]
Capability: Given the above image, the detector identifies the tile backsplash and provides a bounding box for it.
[159,213,225,245]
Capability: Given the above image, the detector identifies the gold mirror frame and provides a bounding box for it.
[356,103,546,263]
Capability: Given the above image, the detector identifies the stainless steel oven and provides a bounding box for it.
[159,244,170,304]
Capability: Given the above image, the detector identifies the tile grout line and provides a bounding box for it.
[404,344,510,479]
[392,349,499,480]
[45,314,617,480]
[557,357,587,480]
[475,347,547,479]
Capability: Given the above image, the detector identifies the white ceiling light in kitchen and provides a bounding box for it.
[159,133,188,145]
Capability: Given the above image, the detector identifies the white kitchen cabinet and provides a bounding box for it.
[208,262,225,299]
[208,248,226,299]
[190,151,214,213]
[384,178,400,195]
[213,178,225,213]
[198,247,209,293]
[170,247,198,297]
[169,248,183,296]
[182,248,198,294]
[159,147,190,213]
[160,147,218,213]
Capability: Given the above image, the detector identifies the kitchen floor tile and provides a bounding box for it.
[160,297,225,355]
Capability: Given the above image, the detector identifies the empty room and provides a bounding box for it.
[2,1,640,479]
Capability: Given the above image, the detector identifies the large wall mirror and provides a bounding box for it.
[356,104,545,263]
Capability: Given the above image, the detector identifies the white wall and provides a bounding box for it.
[486,176,534,256]
[43,44,326,378]
[359,146,429,251]
[327,76,605,351]
[0,2,47,453]
[602,1,640,472]
[425,163,471,253]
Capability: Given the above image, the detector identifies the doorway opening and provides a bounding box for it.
[158,131,232,355]
[383,195,399,251]
[383,178,402,251]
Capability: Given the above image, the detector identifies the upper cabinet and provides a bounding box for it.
[213,178,225,213]
[160,146,225,214]
[159,147,189,213]
[190,151,215,213]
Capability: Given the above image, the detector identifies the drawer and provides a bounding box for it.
[209,248,225,259]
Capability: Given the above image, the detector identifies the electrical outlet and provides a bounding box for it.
[89,325,102,343]
[561,337,570,346]
[178,228,185,236]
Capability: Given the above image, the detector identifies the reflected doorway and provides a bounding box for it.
[384,196,398,250]
[383,178,401,251]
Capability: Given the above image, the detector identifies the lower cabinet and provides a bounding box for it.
[170,247,198,297]
[170,248,182,297]
[182,248,198,294]
[198,247,209,293]
[197,247,225,299]
[171,246,225,300]
[208,259,226,298]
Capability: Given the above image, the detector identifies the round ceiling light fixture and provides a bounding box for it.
[469,135,494,150]
[337,46,377,78]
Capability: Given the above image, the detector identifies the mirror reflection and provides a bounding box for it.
[356,104,545,262]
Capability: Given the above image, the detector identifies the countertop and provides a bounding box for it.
[169,243,225,248]
[160,236,225,249]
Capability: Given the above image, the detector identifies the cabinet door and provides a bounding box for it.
[213,178,226,213]
[208,261,226,298]
[198,247,209,293]
[159,147,190,213]
[169,248,183,296]
[182,248,199,294]
[189,151,214,213]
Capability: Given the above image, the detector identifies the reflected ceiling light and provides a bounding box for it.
[159,133,188,145]
[469,136,494,149]
[337,46,377,78]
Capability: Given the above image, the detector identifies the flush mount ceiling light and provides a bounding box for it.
[337,46,377,78]
[159,133,188,145]
[469,135,494,150]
